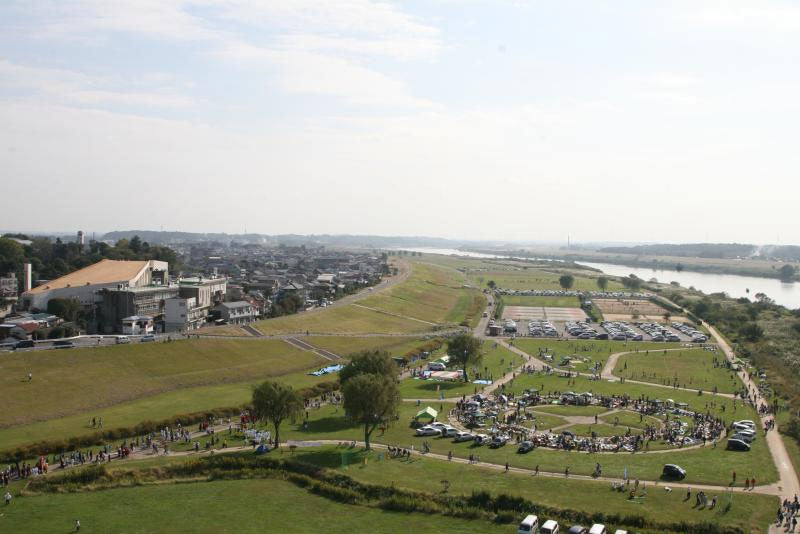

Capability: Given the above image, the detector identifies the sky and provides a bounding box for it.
[2,1,800,244]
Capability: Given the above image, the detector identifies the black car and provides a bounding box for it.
[53,340,75,349]
[15,340,35,349]
[517,441,534,454]
[726,438,751,452]
[567,526,588,534]
[662,464,686,480]
[594,333,609,340]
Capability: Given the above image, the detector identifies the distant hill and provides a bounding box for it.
[101,231,482,249]
[599,243,757,259]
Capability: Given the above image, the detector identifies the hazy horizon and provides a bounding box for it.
[3,1,800,243]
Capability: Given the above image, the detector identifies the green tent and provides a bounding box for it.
[414,406,438,421]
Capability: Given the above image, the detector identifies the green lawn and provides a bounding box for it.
[253,304,434,335]
[471,269,626,292]
[532,405,611,417]
[278,400,777,486]
[289,447,777,534]
[0,477,513,534]
[305,336,432,359]
[398,343,519,399]
[600,410,662,430]
[0,367,333,453]
[614,348,743,394]
[562,423,643,437]
[522,412,568,430]
[500,295,581,307]
[0,338,321,429]
[512,338,678,373]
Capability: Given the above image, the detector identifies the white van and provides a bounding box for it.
[541,519,559,534]
[427,362,446,371]
[115,336,130,344]
[589,525,607,534]
[518,514,539,534]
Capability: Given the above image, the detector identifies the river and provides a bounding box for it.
[399,247,800,309]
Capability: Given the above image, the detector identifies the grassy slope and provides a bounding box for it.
[614,348,743,394]
[305,336,431,358]
[2,477,512,534]
[0,338,319,429]
[253,304,432,335]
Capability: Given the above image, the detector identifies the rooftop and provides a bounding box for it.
[26,259,151,295]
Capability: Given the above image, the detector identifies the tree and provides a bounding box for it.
[47,298,81,323]
[779,264,796,282]
[558,274,574,290]
[738,322,764,342]
[341,373,400,450]
[487,280,496,289]
[251,381,304,447]
[676,263,684,272]
[596,276,608,291]
[339,351,397,384]
[662,311,671,323]
[447,333,482,382]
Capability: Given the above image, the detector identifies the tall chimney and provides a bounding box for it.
[77,230,85,246]
[24,263,32,292]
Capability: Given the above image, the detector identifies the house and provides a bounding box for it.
[121,316,154,335]
[214,301,256,325]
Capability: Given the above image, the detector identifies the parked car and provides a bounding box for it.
[613,531,628,534]
[567,526,588,534]
[731,432,755,443]
[727,438,751,452]
[415,426,440,436]
[453,431,475,442]
[517,441,534,454]
[440,426,458,438]
[540,519,560,534]
[427,361,446,371]
[488,435,508,448]
[53,340,75,349]
[474,434,491,446]
[588,525,607,534]
[14,339,35,349]
[734,420,756,428]
[517,514,539,534]
[661,464,686,480]
[115,335,130,344]
[141,334,156,342]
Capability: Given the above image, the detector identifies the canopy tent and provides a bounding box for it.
[414,406,438,421]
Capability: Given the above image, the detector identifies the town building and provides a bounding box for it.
[213,301,256,325]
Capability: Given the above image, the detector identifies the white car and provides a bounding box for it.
[734,420,756,428]
[453,431,475,442]
[440,427,459,438]
[474,434,490,445]
[430,422,448,431]
[415,426,441,436]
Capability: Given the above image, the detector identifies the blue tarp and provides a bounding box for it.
[309,364,344,376]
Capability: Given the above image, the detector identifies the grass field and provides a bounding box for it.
[360,261,484,325]
[288,447,777,534]
[500,295,581,307]
[512,338,677,372]
[562,423,643,437]
[532,405,611,417]
[305,336,432,358]
[0,476,513,534]
[278,400,777,486]
[0,366,334,452]
[614,348,743,394]
[0,338,321,429]
[253,304,433,335]
[398,343,519,399]
[195,324,250,336]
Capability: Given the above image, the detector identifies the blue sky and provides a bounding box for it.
[2,1,800,244]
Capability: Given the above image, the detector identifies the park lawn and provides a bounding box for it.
[472,269,626,292]
[614,348,743,394]
[0,477,513,534]
[563,423,643,437]
[304,336,432,359]
[397,344,520,399]
[281,401,778,486]
[522,412,568,431]
[505,373,753,426]
[253,304,433,335]
[0,338,321,429]
[195,324,250,336]
[511,338,677,373]
[500,295,581,307]
[600,410,662,430]
[531,405,611,417]
[288,447,777,534]
[0,367,333,453]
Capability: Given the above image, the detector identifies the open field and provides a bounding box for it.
[0,367,333,452]
[398,343,519,399]
[305,336,433,358]
[0,476,512,534]
[614,348,743,394]
[499,295,582,307]
[562,423,643,437]
[512,338,677,372]
[195,324,250,336]
[360,261,485,325]
[0,338,321,429]
[280,401,776,486]
[253,304,434,335]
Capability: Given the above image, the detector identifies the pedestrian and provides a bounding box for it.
[505,461,509,472]
[4,491,11,505]
[732,471,736,484]
[448,450,452,461]
[534,464,539,476]
[75,519,81,531]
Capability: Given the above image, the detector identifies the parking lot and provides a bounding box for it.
[490,315,703,342]
[502,305,587,322]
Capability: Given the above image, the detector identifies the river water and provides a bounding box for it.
[399,247,800,309]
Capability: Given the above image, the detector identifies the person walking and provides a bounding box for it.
[4,491,11,505]
[75,519,81,531]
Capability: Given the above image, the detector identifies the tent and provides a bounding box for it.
[414,406,438,422]
[255,444,270,455]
